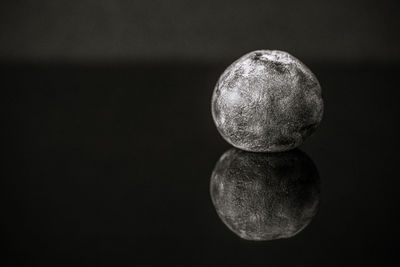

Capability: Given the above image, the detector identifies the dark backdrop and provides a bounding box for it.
[1,1,400,266]
[0,0,399,63]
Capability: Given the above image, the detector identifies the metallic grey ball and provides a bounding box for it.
[211,50,324,152]
[210,148,320,241]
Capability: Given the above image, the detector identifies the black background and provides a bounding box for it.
[1,0,400,266]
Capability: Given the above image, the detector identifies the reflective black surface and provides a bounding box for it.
[1,63,399,266]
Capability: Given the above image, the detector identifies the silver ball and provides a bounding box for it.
[211,50,324,152]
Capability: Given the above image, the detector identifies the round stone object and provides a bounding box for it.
[211,50,324,152]
[210,148,320,241]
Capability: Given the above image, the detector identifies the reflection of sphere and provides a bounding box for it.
[211,50,324,152]
[210,148,320,241]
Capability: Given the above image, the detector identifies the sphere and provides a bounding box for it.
[210,148,320,241]
[211,50,324,152]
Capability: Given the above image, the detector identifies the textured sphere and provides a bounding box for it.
[210,148,320,241]
[211,50,324,152]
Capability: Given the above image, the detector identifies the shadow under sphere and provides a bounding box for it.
[210,148,320,241]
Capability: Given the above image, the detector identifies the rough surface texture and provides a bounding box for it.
[210,148,320,241]
[211,50,324,152]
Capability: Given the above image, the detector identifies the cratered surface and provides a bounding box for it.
[211,50,324,152]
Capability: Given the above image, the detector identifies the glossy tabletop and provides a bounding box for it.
[1,62,399,266]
